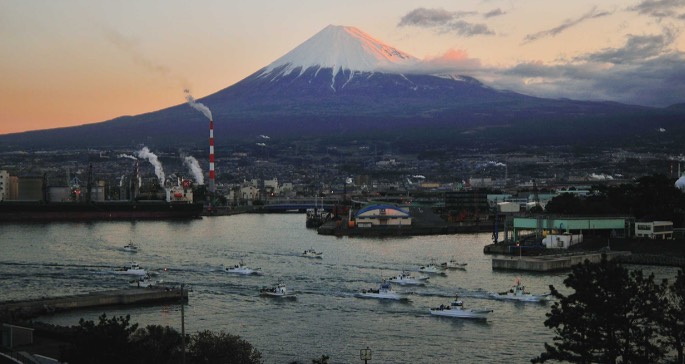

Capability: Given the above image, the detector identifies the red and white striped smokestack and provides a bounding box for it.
[209,119,215,193]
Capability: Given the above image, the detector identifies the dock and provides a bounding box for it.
[491,251,631,272]
[0,287,188,320]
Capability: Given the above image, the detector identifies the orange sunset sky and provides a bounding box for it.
[1,0,683,135]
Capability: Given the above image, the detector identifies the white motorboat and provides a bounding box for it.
[418,261,445,275]
[440,259,467,270]
[129,275,158,288]
[122,241,138,253]
[112,262,147,276]
[259,282,294,298]
[429,295,493,319]
[387,271,429,285]
[489,279,551,302]
[302,248,323,258]
[223,260,261,275]
[356,281,406,300]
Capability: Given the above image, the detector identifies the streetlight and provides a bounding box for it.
[360,347,372,364]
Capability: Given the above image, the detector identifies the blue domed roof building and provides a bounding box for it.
[354,204,412,228]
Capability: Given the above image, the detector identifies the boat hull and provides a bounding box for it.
[355,292,405,300]
[429,308,492,319]
[225,268,260,275]
[489,293,550,302]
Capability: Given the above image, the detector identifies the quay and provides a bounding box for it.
[0,287,188,320]
[491,251,631,272]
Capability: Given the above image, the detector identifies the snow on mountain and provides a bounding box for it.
[261,25,420,80]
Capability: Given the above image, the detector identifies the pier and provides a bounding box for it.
[0,287,188,320]
[491,251,631,272]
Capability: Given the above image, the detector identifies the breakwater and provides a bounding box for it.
[0,287,187,320]
[491,251,631,272]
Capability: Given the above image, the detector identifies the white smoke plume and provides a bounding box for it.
[183,156,204,185]
[118,154,138,160]
[477,161,507,168]
[137,147,165,185]
[589,173,613,180]
[184,89,213,120]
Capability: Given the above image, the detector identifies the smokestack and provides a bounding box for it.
[209,119,215,193]
[184,90,215,194]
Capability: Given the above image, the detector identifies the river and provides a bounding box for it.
[1,214,677,363]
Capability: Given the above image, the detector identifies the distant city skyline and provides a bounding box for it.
[1,0,684,134]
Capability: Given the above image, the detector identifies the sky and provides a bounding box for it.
[1,0,684,135]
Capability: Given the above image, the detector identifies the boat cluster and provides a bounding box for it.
[355,257,550,320]
[110,242,169,289]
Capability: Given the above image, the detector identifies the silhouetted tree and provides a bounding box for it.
[533,257,666,363]
[544,193,584,215]
[661,270,685,364]
[130,324,184,364]
[312,354,330,364]
[187,330,262,364]
[60,314,139,364]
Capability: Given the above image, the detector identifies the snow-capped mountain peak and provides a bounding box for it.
[261,24,420,78]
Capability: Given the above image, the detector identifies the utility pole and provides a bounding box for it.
[181,283,186,364]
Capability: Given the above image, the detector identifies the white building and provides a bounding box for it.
[635,221,673,239]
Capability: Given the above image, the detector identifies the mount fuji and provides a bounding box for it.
[2,25,684,150]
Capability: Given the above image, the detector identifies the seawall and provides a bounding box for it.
[0,287,188,320]
[491,251,631,272]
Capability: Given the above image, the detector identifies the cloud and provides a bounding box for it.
[444,20,495,37]
[417,49,482,73]
[523,7,612,44]
[483,8,506,18]
[398,7,495,37]
[487,31,685,107]
[398,8,456,27]
[628,0,685,18]
[576,31,674,64]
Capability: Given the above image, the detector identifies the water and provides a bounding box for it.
[0,214,677,363]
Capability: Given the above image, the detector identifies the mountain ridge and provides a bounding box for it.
[0,25,683,152]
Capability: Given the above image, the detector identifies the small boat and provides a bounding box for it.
[418,260,445,275]
[387,271,429,285]
[223,260,261,275]
[440,259,467,270]
[355,281,406,300]
[489,278,551,302]
[302,248,323,258]
[129,275,158,288]
[122,241,138,253]
[112,262,147,276]
[259,282,294,298]
[429,295,493,319]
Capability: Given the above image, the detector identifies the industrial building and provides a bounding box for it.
[354,204,412,228]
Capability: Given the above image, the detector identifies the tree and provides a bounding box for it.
[661,270,685,364]
[187,330,263,364]
[533,257,666,363]
[544,193,584,215]
[60,314,139,364]
[129,324,184,364]
[312,354,330,364]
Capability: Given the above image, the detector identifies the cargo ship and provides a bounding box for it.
[0,163,205,222]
